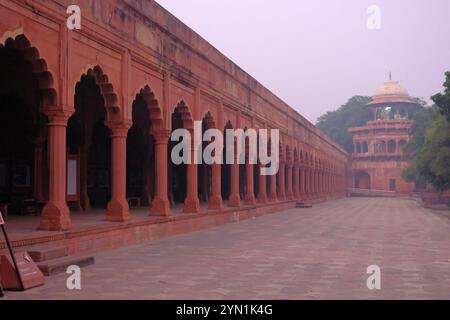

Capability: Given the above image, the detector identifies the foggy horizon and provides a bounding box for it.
[157,0,450,123]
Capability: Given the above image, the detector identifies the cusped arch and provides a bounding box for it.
[1,33,57,109]
[77,65,121,122]
[138,85,164,131]
[173,100,194,130]
[224,119,233,130]
[202,111,217,129]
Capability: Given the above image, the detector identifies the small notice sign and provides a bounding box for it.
[0,252,44,290]
[0,211,4,225]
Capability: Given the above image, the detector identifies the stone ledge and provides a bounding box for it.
[0,195,344,256]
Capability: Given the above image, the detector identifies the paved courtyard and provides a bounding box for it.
[5,197,450,300]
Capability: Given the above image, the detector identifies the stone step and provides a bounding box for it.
[296,202,313,208]
[38,255,95,276]
[27,245,69,262]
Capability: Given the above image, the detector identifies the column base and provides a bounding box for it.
[183,197,200,213]
[268,192,277,202]
[208,195,223,210]
[286,192,294,200]
[257,193,267,204]
[228,194,241,207]
[244,194,256,205]
[39,202,72,231]
[106,199,131,222]
[81,192,91,212]
[151,197,171,216]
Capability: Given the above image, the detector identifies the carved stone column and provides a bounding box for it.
[245,162,256,205]
[258,164,268,203]
[150,130,171,216]
[106,123,131,222]
[40,111,72,231]
[184,133,200,213]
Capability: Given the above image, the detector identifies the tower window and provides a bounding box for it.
[389,179,396,191]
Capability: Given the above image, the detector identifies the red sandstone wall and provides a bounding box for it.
[351,160,415,194]
[0,0,347,165]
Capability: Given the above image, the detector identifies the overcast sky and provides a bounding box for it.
[156,0,450,123]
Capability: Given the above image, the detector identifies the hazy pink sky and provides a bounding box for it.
[156,0,450,123]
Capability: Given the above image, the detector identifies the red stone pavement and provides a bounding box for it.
[4,197,450,300]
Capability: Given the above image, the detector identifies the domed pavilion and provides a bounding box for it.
[348,77,416,194]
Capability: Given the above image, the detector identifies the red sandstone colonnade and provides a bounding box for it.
[0,0,348,231]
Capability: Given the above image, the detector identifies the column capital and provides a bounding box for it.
[152,129,171,143]
[106,120,132,137]
[44,109,73,126]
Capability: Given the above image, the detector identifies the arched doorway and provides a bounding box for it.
[126,90,155,209]
[68,69,112,210]
[198,112,215,204]
[355,171,371,190]
[168,103,190,207]
[0,35,51,216]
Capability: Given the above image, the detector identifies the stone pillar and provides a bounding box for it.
[278,162,286,200]
[269,169,277,201]
[209,162,222,209]
[318,171,322,195]
[184,135,200,213]
[305,168,311,199]
[315,170,318,195]
[301,167,306,199]
[228,156,241,207]
[286,162,293,199]
[258,164,268,203]
[308,169,313,199]
[106,124,131,222]
[293,164,300,199]
[40,111,72,231]
[245,162,256,205]
[151,130,171,216]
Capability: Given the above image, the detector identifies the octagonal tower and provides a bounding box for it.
[348,77,416,194]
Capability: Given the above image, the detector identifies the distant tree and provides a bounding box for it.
[431,71,450,121]
[403,106,439,159]
[403,114,450,191]
[316,96,372,153]
[403,71,450,192]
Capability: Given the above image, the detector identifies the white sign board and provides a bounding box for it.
[67,159,77,196]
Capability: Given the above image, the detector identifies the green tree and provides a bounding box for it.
[431,71,450,121]
[316,96,372,153]
[404,72,450,192]
[403,114,450,191]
